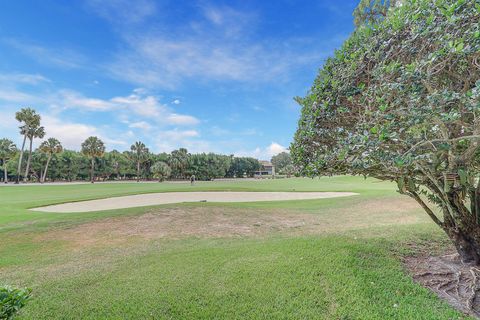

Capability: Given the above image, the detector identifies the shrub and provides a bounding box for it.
[0,286,31,319]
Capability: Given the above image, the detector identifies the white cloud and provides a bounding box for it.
[162,129,200,140]
[58,89,200,126]
[154,129,209,154]
[266,142,287,156]
[42,115,127,150]
[128,121,152,130]
[235,142,288,160]
[60,90,114,111]
[167,114,199,125]
[172,99,181,105]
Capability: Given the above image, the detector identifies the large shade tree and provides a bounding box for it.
[271,152,293,173]
[39,138,63,183]
[292,0,480,263]
[81,136,106,183]
[15,108,40,183]
[0,139,17,183]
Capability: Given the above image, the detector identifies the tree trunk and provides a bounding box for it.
[24,137,33,182]
[137,161,140,182]
[446,229,480,264]
[90,158,95,183]
[3,160,7,184]
[41,155,52,184]
[16,135,27,184]
[409,185,480,265]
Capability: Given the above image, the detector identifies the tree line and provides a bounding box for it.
[0,108,269,183]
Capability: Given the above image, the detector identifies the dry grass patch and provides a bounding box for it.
[35,197,425,251]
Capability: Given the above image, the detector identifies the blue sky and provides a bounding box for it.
[0,0,357,159]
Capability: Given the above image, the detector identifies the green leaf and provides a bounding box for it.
[407,179,415,191]
[394,158,405,167]
[458,169,468,186]
[397,178,406,193]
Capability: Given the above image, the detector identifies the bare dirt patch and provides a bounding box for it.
[38,207,316,248]
[405,253,480,318]
[36,197,423,251]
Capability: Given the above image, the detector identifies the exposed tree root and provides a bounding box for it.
[405,254,480,318]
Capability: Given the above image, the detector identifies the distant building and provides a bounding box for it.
[255,161,275,177]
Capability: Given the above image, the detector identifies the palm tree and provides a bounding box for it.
[151,161,171,182]
[39,138,63,183]
[169,148,190,179]
[81,136,105,183]
[130,141,149,182]
[24,125,45,181]
[0,139,17,183]
[15,108,40,183]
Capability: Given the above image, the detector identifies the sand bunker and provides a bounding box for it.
[31,192,358,213]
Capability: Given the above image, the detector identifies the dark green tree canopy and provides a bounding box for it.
[292,0,480,262]
[353,0,401,26]
[271,152,292,173]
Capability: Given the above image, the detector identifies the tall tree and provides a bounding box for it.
[151,161,171,182]
[292,0,480,263]
[58,150,83,182]
[15,108,40,183]
[0,139,17,184]
[169,148,190,179]
[227,157,261,178]
[130,141,149,182]
[271,152,292,173]
[24,125,45,181]
[81,136,105,183]
[39,138,63,183]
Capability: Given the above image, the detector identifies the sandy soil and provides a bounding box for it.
[31,192,358,213]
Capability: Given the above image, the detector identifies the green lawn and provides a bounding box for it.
[0,177,470,319]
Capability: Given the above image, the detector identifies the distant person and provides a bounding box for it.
[190,175,196,186]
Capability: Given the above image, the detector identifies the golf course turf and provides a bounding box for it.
[0,176,472,319]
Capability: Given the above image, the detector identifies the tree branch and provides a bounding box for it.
[407,191,444,228]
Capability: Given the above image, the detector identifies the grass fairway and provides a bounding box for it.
[0,177,471,319]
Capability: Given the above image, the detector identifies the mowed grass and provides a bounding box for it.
[0,177,470,319]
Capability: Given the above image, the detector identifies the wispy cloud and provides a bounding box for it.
[95,3,332,89]
[85,0,157,24]
[108,34,325,89]
[0,73,50,85]
[4,39,87,69]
